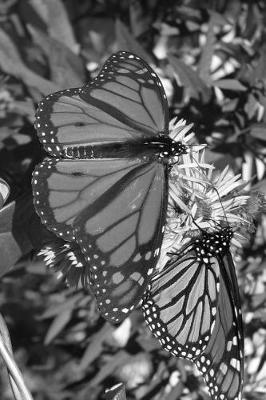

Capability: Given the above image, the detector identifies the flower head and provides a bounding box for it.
[38,239,90,288]
[159,126,260,269]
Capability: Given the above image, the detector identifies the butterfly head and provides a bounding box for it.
[170,141,188,157]
[155,136,187,163]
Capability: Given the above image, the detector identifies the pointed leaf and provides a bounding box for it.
[28,24,85,88]
[79,323,113,370]
[0,192,55,276]
[89,351,128,387]
[39,293,83,319]
[198,16,215,84]
[249,123,266,141]
[169,55,211,103]
[115,20,152,65]
[213,79,247,91]
[30,0,79,53]
[0,28,60,94]
[129,1,149,37]
[44,309,72,344]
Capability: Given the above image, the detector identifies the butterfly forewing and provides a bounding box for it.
[35,51,169,157]
[82,52,169,134]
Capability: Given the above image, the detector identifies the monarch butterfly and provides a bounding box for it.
[32,51,187,323]
[142,227,244,400]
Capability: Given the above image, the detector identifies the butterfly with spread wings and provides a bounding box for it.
[32,51,187,323]
[142,227,244,400]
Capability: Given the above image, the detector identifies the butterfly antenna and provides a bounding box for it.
[176,143,230,231]
[188,149,230,228]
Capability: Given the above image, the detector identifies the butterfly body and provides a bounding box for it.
[33,51,187,323]
[142,227,243,400]
[63,135,187,161]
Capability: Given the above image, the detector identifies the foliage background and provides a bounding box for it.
[0,0,266,399]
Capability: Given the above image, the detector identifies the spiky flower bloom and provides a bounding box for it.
[38,239,89,288]
[159,123,266,270]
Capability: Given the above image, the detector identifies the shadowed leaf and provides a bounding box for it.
[0,28,60,94]
[29,0,79,54]
[0,192,55,277]
[28,25,85,88]
[115,20,152,64]
[198,16,215,84]
[169,55,211,103]
[213,79,247,91]
[44,309,72,344]
[79,323,114,370]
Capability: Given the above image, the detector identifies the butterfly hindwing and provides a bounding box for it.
[35,51,169,157]
[33,158,153,241]
[142,249,221,357]
[74,163,167,322]
[196,253,243,400]
[33,157,167,322]
[142,229,244,400]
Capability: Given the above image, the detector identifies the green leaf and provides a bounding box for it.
[244,94,260,119]
[39,293,83,319]
[249,123,266,141]
[0,28,60,94]
[30,0,79,54]
[222,98,239,113]
[0,192,55,277]
[129,1,149,38]
[79,323,113,370]
[168,55,211,103]
[213,79,247,91]
[198,16,215,84]
[12,99,35,123]
[250,43,266,83]
[89,351,128,387]
[115,20,153,65]
[28,25,85,88]
[44,309,72,344]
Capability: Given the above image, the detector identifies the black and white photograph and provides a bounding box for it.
[0,1,265,399]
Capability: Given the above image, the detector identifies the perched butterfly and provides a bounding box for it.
[142,227,244,400]
[32,51,187,323]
